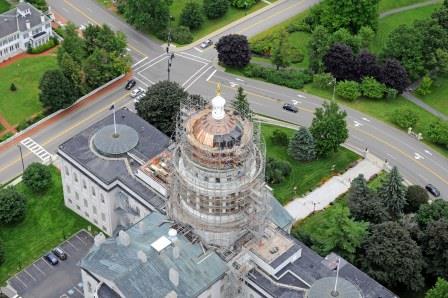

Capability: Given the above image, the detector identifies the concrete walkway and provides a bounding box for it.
[380,0,441,18]
[403,91,448,121]
[285,153,386,222]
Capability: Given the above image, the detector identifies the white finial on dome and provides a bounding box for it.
[212,83,226,120]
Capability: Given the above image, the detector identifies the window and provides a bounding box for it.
[102,225,107,231]
[82,180,87,189]
[215,177,220,183]
[91,187,96,196]
[66,185,71,193]
[75,192,79,200]
[220,285,225,293]
[84,212,89,217]
[87,282,92,293]
[207,295,211,298]
[65,166,69,176]
[93,206,97,214]
[101,194,105,203]
[68,198,72,204]
[101,213,106,221]
[94,219,98,224]
[84,199,88,207]
[74,173,78,182]
[76,205,80,210]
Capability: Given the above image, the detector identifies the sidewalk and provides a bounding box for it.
[285,153,385,222]
[403,91,448,121]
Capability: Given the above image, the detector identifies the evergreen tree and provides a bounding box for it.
[426,278,448,298]
[39,70,78,112]
[271,31,291,70]
[378,166,407,218]
[233,87,251,120]
[0,187,26,225]
[288,127,316,161]
[423,219,448,278]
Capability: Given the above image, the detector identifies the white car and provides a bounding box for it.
[130,87,145,98]
[134,93,146,103]
[200,39,213,49]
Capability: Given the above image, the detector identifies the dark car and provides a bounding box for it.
[282,103,298,113]
[52,247,67,260]
[44,252,59,265]
[425,184,441,197]
[125,79,136,90]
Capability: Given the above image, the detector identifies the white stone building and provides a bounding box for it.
[0,1,53,62]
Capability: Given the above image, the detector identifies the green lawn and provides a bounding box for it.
[0,167,95,284]
[379,0,432,13]
[0,0,10,13]
[0,55,58,126]
[371,3,442,53]
[416,75,448,117]
[303,84,448,158]
[262,124,360,205]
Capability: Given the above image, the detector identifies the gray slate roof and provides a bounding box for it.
[58,108,170,210]
[0,2,50,39]
[81,213,228,298]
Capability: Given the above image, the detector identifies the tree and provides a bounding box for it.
[265,158,291,185]
[39,70,78,112]
[336,80,361,101]
[324,43,356,81]
[83,24,127,56]
[203,0,229,19]
[432,5,448,30]
[26,0,48,11]
[360,221,425,291]
[233,87,251,120]
[309,204,368,261]
[392,108,419,129]
[171,26,193,45]
[59,51,85,96]
[288,127,316,161]
[435,48,448,75]
[0,239,4,265]
[416,75,433,96]
[360,76,385,99]
[0,187,26,225]
[313,73,334,89]
[355,51,382,81]
[320,0,380,33]
[426,120,448,147]
[57,23,86,64]
[230,0,256,9]
[10,83,17,92]
[358,26,375,48]
[123,0,171,33]
[426,278,448,298]
[423,219,448,278]
[414,19,448,71]
[308,25,332,73]
[271,129,289,146]
[271,31,291,70]
[378,166,407,218]
[347,174,389,224]
[22,163,52,193]
[216,34,251,68]
[180,1,204,30]
[310,101,348,157]
[380,59,410,93]
[331,28,361,52]
[417,199,448,228]
[405,185,429,213]
[136,81,188,136]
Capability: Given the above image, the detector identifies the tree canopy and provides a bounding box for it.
[39,69,78,112]
[233,87,252,120]
[426,278,448,298]
[416,199,448,228]
[271,31,292,70]
[378,166,407,218]
[405,185,429,213]
[22,163,52,193]
[203,0,229,19]
[0,187,26,225]
[180,1,204,30]
[324,43,356,81]
[423,219,448,278]
[288,127,316,161]
[123,0,171,33]
[216,34,251,68]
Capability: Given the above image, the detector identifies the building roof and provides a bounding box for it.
[0,2,50,39]
[58,108,170,210]
[81,213,228,298]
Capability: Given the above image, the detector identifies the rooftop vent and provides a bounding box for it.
[118,230,131,247]
[168,228,177,242]
[169,268,179,287]
[137,250,147,263]
[151,236,172,253]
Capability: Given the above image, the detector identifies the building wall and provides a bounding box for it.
[81,269,100,298]
[197,278,225,298]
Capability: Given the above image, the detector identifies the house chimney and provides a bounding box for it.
[25,20,31,30]
[41,14,45,23]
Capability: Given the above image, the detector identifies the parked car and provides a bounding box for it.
[134,93,146,103]
[130,87,145,98]
[125,79,136,90]
[425,184,441,197]
[282,103,298,113]
[52,247,67,260]
[44,252,59,265]
[200,39,213,49]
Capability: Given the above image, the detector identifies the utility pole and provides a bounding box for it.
[166,16,174,82]
[331,77,337,101]
[17,144,25,173]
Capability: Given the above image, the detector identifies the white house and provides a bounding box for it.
[0,1,53,62]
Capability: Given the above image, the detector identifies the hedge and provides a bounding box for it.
[242,64,312,89]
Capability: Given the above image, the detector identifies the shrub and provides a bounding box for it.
[386,87,398,99]
[392,108,419,129]
[230,0,257,9]
[171,26,193,44]
[290,46,304,63]
[426,120,448,146]
[336,80,361,101]
[0,187,26,225]
[216,34,251,68]
[360,77,386,99]
[16,113,46,132]
[23,163,52,193]
[30,38,57,54]
[270,129,289,146]
[0,132,13,143]
[265,157,291,184]
[242,64,312,89]
[250,36,273,56]
[203,0,229,19]
[10,83,17,92]
[416,75,433,96]
[405,185,429,213]
[180,1,204,30]
[0,240,4,265]
[313,73,334,89]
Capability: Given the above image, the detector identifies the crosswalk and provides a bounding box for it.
[20,137,52,164]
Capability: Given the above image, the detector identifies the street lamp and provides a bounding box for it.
[330,77,337,101]
[166,15,175,82]
[17,144,25,173]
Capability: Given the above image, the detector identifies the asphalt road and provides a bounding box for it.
[0,0,447,199]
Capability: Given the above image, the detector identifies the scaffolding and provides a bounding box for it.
[167,96,270,249]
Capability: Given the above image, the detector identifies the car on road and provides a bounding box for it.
[44,252,59,265]
[130,87,145,98]
[425,184,440,197]
[282,103,298,113]
[200,39,213,49]
[125,79,136,90]
[134,93,146,103]
[52,247,67,261]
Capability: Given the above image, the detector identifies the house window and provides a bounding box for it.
[75,192,79,200]
[84,212,89,217]
[220,285,224,293]
[101,194,105,203]
[101,213,106,221]
[74,173,78,182]
[82,180,87,189]
[84,199,88,207]
[65,166,69,176]
[91,187,96,196]
[66,185,71,193]
[93,206,97,214]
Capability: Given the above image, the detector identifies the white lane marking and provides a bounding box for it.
[24,269,37,282]
[133,53,165,71]
[134,76,150,87]
[131,56,148,68]
[424,150,433,156]
[32,263,46,276]
[414,152,425,160]
[176,52,208,65]
[194,47,204,53]
[178,51,211,63]
[230,82,239,88]
[235,78,245,82]
[297,94,306,98]
[182,63,209,87]
[185,65,214,91]
[362,117,370,122]
[353,121,363,127]
[20,138,51,163]
[13,276,28,288]
[206,69,217,82]
[291,100,300,105]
